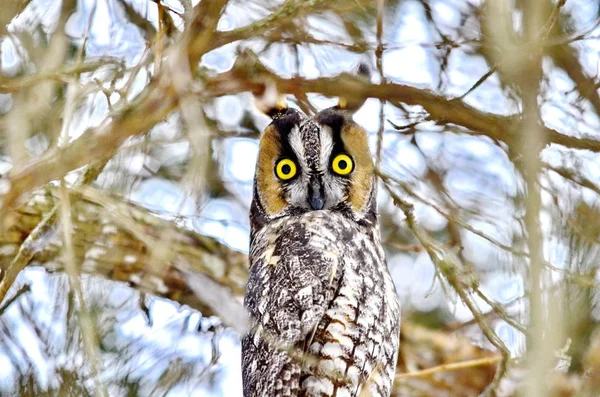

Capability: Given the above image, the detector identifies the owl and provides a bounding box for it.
[242,100,401,397]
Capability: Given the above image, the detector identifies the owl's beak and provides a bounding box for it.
[309,193,325,210]
[308,178,325,210]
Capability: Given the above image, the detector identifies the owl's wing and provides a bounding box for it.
[242,224,341,396]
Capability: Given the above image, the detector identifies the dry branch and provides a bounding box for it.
[0,189,248,320]
[0,0,331,215]
[6,47,600,217]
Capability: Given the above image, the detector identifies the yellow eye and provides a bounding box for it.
[331,154,353,175]
[275,159,297,180]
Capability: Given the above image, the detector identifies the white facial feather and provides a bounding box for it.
[288,125,306,167]
[319,125,334,173]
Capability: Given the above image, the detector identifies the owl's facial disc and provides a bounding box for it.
[255,107,374,217]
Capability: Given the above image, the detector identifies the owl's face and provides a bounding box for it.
[252,106,375,223]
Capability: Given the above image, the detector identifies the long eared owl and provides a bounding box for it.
[242,98,401,396]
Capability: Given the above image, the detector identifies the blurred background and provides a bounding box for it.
[1,0,600,396]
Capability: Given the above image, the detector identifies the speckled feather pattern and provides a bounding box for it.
[243,211,401,397]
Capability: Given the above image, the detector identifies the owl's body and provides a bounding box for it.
[243,105,401,397]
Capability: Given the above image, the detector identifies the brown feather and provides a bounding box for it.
[341,124,374,213]
[256,125,287,215]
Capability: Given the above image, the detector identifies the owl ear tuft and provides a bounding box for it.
[253,82,289,119]
[337,62,371,113]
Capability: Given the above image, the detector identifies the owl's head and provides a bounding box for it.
[250,103,377,230]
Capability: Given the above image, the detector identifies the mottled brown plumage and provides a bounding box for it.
[243,105,401,397]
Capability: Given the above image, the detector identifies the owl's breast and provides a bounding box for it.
[299,227,400,396]
[244,211,400,397]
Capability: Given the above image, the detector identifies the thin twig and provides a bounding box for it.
[0,206,58,305]
[454,67,497,101]
[375,0,385,168]
[0,284,30,316]
[395,356,504,380]
[58,181,107,397]
[380,176,511,396]
[382,172,529,257]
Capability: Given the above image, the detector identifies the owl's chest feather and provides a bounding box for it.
[243,211,400,397]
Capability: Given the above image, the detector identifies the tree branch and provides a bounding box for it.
[0,0,335,215]
[0,189,248,326]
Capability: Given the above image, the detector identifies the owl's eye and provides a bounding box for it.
[275,159,297,180]
[331,154,354,175]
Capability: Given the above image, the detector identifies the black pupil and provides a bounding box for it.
[281,164,291,175]
[338,159,347,170]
